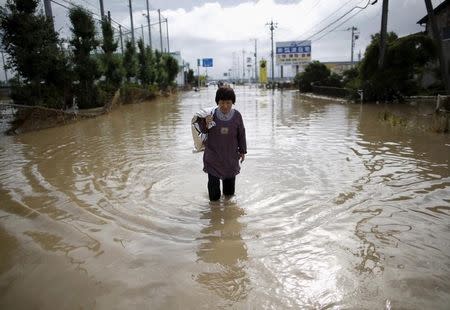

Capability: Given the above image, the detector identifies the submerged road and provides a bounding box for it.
[0,86,449,309]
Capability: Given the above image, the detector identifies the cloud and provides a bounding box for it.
[156,0,427,77]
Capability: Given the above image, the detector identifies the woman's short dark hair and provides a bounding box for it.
[215,87,236,104]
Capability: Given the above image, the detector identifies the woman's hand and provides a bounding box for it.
[239,153,245,163]
[205,115,214,127]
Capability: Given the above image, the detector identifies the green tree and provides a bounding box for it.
[341,67,359,88]
[100,17,122,91]
[69,7,101,108]
[326,72,343,88]
[359,32,436,101]
[153,50,166,87]
[162,53,179,87]
[294,61,331,92]
[0,0,69,107]
[146,47,156,84]
[137,39,151,86]
[186,69,195,85]
[123,40,137,82]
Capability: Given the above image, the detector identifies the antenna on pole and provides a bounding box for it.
[347,26,359,66]
[266,20,277,89]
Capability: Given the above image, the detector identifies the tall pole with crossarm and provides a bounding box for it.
[266,20,277,88]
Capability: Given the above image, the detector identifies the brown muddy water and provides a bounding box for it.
[0,86,449,309]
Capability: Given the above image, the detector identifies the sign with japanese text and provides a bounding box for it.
[275,41,311,65]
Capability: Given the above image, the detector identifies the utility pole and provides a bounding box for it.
[141,24,145,45]
[424,0,450,93]
[266,20,277,88]
[99,0,105,20]
[128,0,135,47]
[348,26,359,66]
[158,9,163,52]
[119,25,124,54]
[43,0,54,30]
[146,0,152,50]
[165,18,170,53]
[378,0,389,69]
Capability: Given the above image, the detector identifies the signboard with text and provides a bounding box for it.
[275,41,311,65]
[202,58,213,67]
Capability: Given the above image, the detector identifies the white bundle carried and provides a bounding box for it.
[191,107,216,153]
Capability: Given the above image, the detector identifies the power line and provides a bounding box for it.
[50,0,129,32]
[73,0,100,14]
[304,0,373,42]
[296,0,357,40]
[291,0,373,48]
[313,9,364,42]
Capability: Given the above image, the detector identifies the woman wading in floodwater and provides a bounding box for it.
[197,87,247,201]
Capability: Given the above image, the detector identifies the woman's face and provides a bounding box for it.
[218,100,233,114]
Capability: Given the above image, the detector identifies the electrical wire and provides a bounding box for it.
[312,9,363,42]
[51,0,130,32]
[296,0,357,40]
[303,0,373,42]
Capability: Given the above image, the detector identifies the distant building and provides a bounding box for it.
[322,61,358,75]
[169,51,186,87]
[417,0,450,87]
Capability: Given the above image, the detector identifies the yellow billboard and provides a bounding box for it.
[259,59,267,84]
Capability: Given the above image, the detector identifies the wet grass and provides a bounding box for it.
[379,110,449,133]
[379,110,408,127]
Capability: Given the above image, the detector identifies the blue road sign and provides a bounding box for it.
[202,58,213,67]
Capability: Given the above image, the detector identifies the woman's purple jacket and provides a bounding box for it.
[198,108,247,179]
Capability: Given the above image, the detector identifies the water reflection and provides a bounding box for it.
[195,203,250,303]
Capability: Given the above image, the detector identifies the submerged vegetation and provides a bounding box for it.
[0,0,179,110]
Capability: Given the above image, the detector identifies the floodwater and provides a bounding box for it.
[0,86,449,309]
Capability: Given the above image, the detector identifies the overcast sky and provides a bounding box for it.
[0,0,444,80]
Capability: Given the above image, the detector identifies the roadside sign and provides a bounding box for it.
[202,58,213,67]
[276,41,311,65]
[197,59,200,66]
[259,59,267,83]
